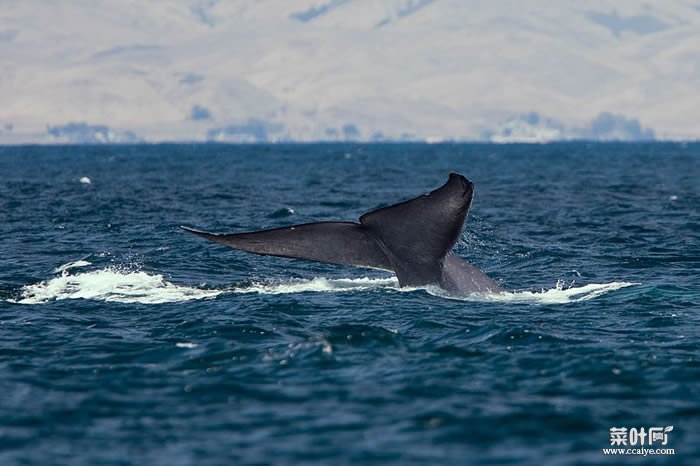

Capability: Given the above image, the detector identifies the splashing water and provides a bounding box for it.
[231,276,399,295]
[15,267,222,305]
[11,263,638,305]
[430,279,640,303]
[53,259,93,274]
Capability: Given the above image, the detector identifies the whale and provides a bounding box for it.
[182,173,502,295]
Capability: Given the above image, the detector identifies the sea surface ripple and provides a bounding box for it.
[0,143,698,465]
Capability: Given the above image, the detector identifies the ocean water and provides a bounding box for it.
[0,143,698,465]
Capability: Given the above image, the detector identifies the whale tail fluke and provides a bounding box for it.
[180,223,392,271]
[181,173,501,293]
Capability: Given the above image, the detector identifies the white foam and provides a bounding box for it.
[176,342,198,348]
[79,176,92,184]
[232,277,637,303]
[12,265,637,305]
[232,276,399,295]
[433,280,640,304]
[16,268,222,304]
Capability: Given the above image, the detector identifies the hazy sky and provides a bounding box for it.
[1,0,698,143]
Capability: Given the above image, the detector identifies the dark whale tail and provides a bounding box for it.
[180,222,393,271]
[182,173,501,293]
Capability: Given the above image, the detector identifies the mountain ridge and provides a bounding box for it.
[1,0,698,143]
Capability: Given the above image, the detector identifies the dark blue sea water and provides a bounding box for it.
[1,143,698,465]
